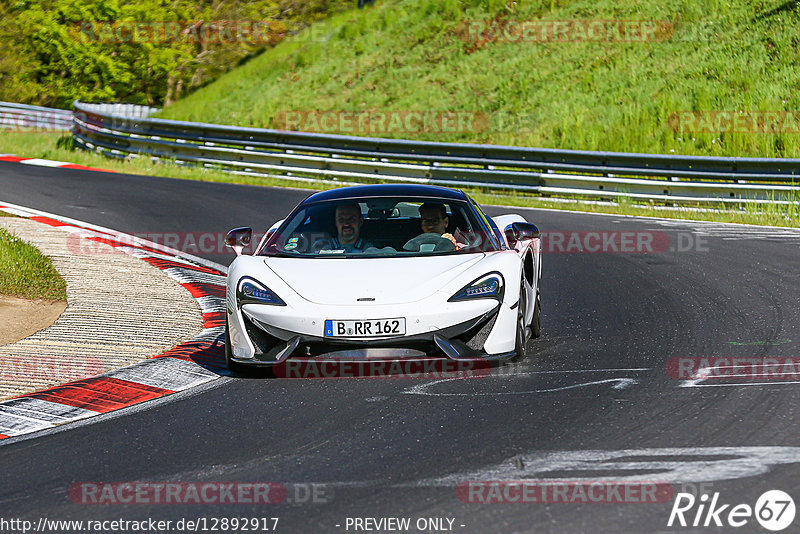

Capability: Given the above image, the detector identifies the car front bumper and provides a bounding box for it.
[227,299,517,366]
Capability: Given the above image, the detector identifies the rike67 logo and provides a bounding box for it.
[668,489,796,531]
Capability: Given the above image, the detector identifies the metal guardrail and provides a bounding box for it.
[78,102,160,119]
[69,100,800,203]
[1,102,72,131]
[1,101,158,132]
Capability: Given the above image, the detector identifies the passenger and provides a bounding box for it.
[418,202,466,249]
[327,202,373,252]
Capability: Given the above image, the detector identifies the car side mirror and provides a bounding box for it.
[505,222,540,248]
[225,227,252,256]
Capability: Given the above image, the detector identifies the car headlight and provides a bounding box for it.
[448,273,504,302]
[237,277,286,306]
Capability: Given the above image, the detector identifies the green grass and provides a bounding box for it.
[5,1,800,227]
[1,132,797,228]
[0,132,337,190]
[472,189,800,228]
[0,227,67,301]
[156,0,800,159]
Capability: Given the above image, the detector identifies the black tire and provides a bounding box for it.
[530,291,542,339]
[514,279,527,360]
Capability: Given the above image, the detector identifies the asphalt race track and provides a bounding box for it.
[2,161,800,533]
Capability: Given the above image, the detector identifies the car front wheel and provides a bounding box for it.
[530,290,542,339]
[514,279,527,360]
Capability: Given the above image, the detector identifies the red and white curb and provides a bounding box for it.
[0,154,115,173]
[0,201,229,441]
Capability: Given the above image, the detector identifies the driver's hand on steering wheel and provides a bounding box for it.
[312,237,333,252]
[442,233,467,249]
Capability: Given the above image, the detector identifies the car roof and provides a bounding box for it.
[303,184,468,204]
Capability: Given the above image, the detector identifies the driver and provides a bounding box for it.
[326,202,373,252]
[418,203,466,249]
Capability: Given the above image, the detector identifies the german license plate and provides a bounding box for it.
[324,318,406,338]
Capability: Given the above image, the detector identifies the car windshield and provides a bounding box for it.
[259,196,501,258]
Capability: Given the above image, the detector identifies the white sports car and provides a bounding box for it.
[224,184,541,372]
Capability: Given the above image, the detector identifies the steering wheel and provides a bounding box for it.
[281,232,333,253]
[402,233,455,252]
[311,236,334,252]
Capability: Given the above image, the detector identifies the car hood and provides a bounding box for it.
[264,254,486,305]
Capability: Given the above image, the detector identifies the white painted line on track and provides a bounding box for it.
[0,375,234,443]
[270,446,800,490]
[682,380,800,388]
[0,199,228,273]
[190,327,226,344]
[405,375,640,397]
[492,202,800,232]
[414,446,800,486]
[0,200,230,443]
[108,357,219,392]
[18,158,70,167]
[679,363,800,388]
[498,367,652,374]
[0,413,55,436]
[678,366,714,388]
[0,398,96,423]
[162,267,226,286]
[196,296,227,314]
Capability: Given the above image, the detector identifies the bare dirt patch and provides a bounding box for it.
[0,296,66,346]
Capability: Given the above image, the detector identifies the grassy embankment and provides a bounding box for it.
[160,0,800,159]
[0,218,67,301]
[2,0,799,226]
